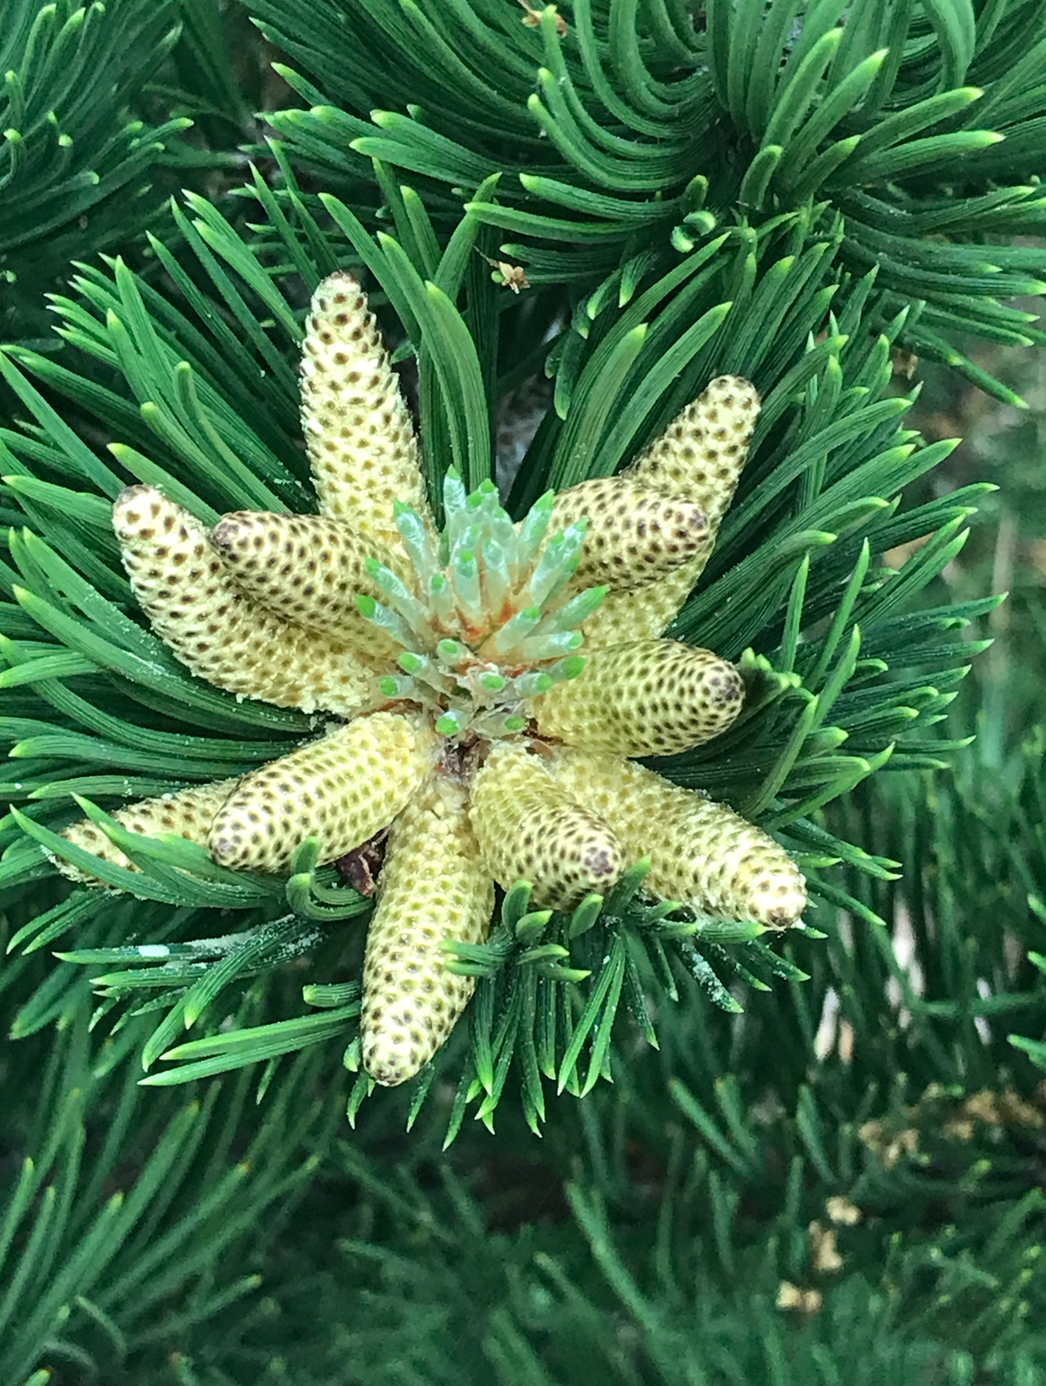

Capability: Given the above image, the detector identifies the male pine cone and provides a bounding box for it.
[45,270,808,1093]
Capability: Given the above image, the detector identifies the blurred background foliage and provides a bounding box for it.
[2,0,1046,1382]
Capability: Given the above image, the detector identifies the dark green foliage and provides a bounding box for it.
[6,740,1046,1382]
[2,2,1046,1382]
[0,0,254,346]
[0,958,343,1386]
[249,0,1046,400]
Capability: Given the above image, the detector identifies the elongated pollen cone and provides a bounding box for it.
[532,639,744,756]
[211,510,401,658]
[469,744,624,909]
[113,485,374,716]
[207,712,434,872]
[300,271,432,545]
[548,477,708,590]
[550,748,806,929]
[362,777,493,1086]
[578,376,760,647]
[56,779,239,885]
[629,375,760,524]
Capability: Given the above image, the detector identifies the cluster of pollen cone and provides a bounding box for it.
[55,272,807,1087]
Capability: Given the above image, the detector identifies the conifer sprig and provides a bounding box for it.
[2,7,1045,1378]
[0,181,990,1129]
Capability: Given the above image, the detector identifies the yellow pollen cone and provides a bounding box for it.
[113,485,375,716]
[207,712,434,872]
[300,271,431,545]
[629,375,760,523]
[56,779,239,884]
[211,510,401,659]
[532,639,744,755]
[469,744,624,909]
[361,776,493,1086]
[548,476,708,590]
[549,748,806,929]
[578,375,760,648]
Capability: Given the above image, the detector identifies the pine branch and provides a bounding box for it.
[1,1,188,344]
[1,6,1045,1384]
[0,178,994,1131]
[0,0,268,350]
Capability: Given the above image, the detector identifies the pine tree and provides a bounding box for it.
[2,2,1046,1381]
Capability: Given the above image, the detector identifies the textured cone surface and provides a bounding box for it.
[578,377,759,647]
[114,486,374,716]
[361,776,493,1086]
[207,712,434,872]
[548,477,708,590]
[469,744,624,909]
[628,375,760,523]
[550,748,806,928]
[57,779,238,884]
[300,272,431,545]
[532,640,744,756]
[211,510,400,659]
